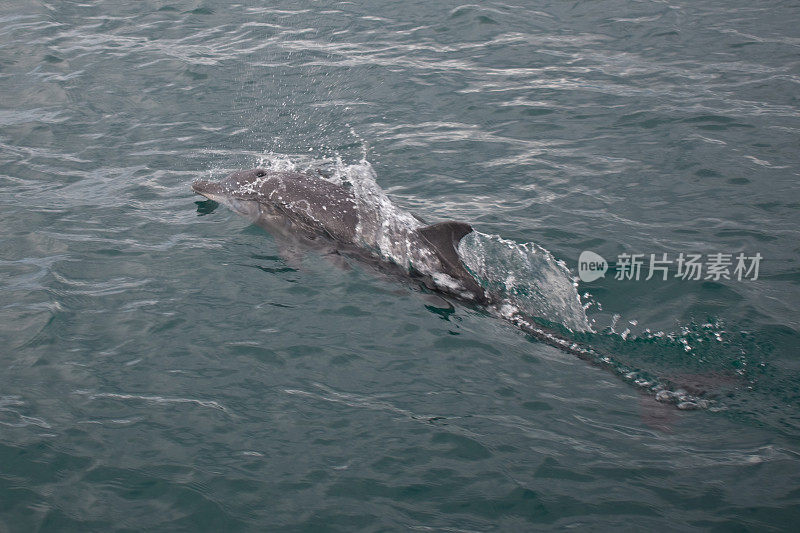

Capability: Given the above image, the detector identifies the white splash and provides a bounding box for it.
[458,232,591,332]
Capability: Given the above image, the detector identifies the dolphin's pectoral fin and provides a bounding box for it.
[419,291,453,310]
[418,221,488,303]
[323,249,352,271]
[274,240,305,270]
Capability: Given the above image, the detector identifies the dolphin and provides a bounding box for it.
[191,168,723,409]
[191,168,488,304]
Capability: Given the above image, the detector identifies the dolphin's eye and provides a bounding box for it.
[255,169,266,177]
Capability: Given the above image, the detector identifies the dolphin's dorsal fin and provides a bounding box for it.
[418,221,473,270]
[417,221,487,303]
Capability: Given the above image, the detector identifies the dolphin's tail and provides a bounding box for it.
[506,309,718,409]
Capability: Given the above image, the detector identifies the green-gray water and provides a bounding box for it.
[1,1,799,530]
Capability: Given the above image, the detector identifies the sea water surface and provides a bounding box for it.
[1,0,799,530]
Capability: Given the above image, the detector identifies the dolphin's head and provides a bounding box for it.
[222,168,270,189]
[192,168,269,199]
[192,168,271,219]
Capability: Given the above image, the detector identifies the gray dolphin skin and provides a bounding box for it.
[192,168,488,304]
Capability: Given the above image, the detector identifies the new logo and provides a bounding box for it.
[578,251,608,282]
